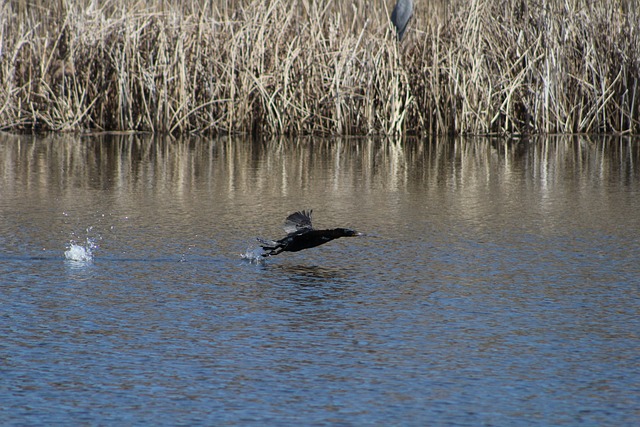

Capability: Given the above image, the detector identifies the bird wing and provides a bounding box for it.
[283,210,314,234]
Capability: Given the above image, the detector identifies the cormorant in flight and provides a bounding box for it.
[258,210,360,257]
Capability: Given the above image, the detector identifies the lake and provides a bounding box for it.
[1,134,639,425]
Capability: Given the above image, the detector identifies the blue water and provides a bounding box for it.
[1,135,639,425]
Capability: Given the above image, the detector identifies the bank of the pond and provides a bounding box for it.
[1,0,639,135]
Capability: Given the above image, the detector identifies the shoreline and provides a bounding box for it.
[1,0,638,135]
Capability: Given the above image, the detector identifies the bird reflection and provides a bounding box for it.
[268,263,357,289]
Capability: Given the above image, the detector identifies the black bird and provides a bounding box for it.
[258,210,361,257]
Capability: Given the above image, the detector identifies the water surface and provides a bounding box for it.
[1,134,639,425]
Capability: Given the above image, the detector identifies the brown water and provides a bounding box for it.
[1,134,639,425]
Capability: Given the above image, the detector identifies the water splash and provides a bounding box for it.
[241,247,267,264]
[65,232,98,264]
[64,242,94,263]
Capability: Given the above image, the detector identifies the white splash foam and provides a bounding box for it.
[64,239,96,263]
[241,247,267,264]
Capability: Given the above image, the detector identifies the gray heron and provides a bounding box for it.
[391,0,414,41]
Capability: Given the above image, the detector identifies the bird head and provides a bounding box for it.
[337,228,362,237]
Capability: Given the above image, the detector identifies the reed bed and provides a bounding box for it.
[1,0,638,135]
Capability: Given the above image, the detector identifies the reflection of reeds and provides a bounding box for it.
[1,0,638,135]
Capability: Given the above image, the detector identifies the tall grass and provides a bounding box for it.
[1,0,638,135]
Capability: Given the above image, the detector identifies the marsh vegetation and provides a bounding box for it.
[1,0,638,135]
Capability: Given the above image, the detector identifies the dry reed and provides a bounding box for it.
[1,0,638,135]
